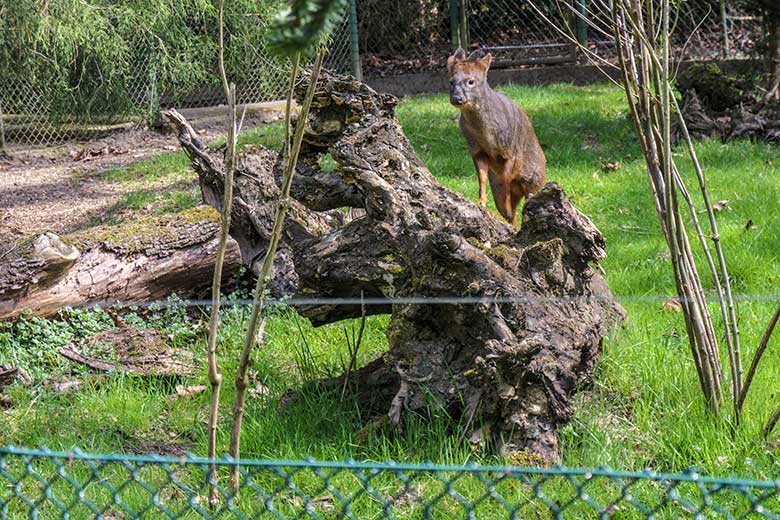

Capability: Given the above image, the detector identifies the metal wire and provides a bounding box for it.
[1,446,779,519]
[3,293,780,314]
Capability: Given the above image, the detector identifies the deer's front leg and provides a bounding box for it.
[472,154,490,208]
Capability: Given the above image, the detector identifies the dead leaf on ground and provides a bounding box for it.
[470,425,492,451]
[713,199,729,212]
[662,297,681,312]
[50,380,82,393]
[387,482,423,507]
[72,146,128,162]
[602,161,620,172]
[248,383,270,398]
[175,384,207,398]
[0,395,12,408]
[356,415,390,443]
[311,495,335,513]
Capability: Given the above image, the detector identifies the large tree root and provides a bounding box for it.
[166,70,625,462]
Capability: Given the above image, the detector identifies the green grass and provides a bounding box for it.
[397,84,780,474]
[2,83,780,502]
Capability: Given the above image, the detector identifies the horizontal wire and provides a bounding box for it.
[3,293,780,312]
[2,445,780,487]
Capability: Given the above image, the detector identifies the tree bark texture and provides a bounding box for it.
[0,207,242,320]
[167,70,625,462]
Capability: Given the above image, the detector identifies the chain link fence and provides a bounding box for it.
[354,0,761,75]
[2,446,780,519]
[0,0,763,149]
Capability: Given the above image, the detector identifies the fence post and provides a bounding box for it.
[719,0,730,58]
[0,97,6,155]
[149,65,160,127]
[147,43,161,127]
[459,0,469,51]
[349,0,362,81]
[450,0,459,50]
[576,0,588,60]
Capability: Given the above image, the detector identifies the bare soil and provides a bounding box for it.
[0,110,281,251]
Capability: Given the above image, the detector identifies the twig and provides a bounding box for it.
[764,404,780,439]
[341,293,366,398]
[672,94,742,413]
[602,0,725,412]
[228,50,324,493]
[738,304,780,415]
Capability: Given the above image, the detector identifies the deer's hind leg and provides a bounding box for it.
[509,185,529,229]
[488,157,517,225]
[489,173,513,223]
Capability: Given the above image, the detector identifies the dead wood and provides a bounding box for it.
[60,326,196,377]
[168,70,625,462]
[0,364,32,389]
[680,90,780,143]
[0,207,242,320]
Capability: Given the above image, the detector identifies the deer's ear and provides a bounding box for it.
[466,49,483,61]
[447,48,466,74]
[478,52,493,72]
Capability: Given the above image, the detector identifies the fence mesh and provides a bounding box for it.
[0,0,765,148]
[1,446,779,519]
[465,0,576,66]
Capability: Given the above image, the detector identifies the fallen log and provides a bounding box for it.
[0,206,242,320]
[167,70,625,463]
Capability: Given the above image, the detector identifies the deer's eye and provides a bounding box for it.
[467,79,476,87]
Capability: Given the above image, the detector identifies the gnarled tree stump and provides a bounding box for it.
[166,70,624,462]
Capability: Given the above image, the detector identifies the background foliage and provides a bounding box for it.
[0,0,286,120]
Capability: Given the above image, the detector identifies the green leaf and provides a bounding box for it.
[267,0,348,57]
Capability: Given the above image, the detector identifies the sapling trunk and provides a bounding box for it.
[205,0,237,505]
[228,51,324,493]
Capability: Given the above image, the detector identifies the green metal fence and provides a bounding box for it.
[1,446,779,519]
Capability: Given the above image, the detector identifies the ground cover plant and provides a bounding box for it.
[2,83,780,502]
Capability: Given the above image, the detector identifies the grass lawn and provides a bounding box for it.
[2,82,780,504]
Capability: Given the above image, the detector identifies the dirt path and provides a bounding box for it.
[0,110,280,250]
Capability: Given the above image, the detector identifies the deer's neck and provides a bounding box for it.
[461,86,500,127]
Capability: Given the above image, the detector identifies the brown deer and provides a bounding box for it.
[447,48,547,228]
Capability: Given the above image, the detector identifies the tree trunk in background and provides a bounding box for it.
[0,208,242,320]
[167,70,625,463]
[766,10,780,101]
